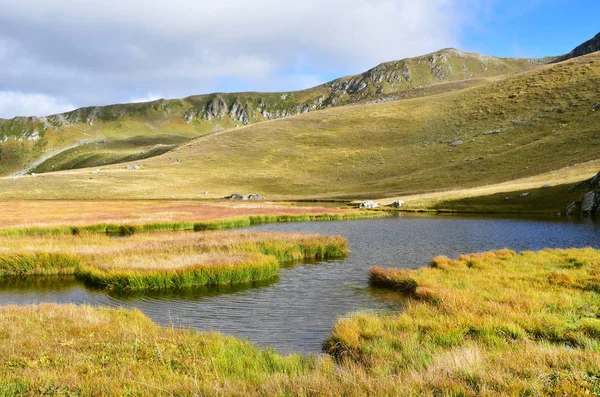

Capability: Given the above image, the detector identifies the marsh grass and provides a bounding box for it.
[0,231,348,290]
[325,248,600,395]
[0,211,383,237]
[0,248,599,395]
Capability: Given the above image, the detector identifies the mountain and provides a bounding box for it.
[0,50,598,202]
[0,50,549,176]
[554,32,600,62]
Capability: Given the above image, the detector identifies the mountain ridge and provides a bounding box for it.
[0,32,597,177]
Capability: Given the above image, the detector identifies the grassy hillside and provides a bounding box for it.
[0,50,546,176]
[0,51,597,200]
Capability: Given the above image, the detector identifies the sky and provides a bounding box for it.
[0,0,597,118]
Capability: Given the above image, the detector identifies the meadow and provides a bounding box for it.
[0,247,598,395]
[0,200,385,233]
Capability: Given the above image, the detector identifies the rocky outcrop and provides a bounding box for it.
[554,32,600,63]
[225,193,263,200]
[566,172,600,216]
[228,101,250,125]
[569,172,600,192]
[358,200,379,209]
[580,191,600,215]
[204,97,228,121]
[387,200,404,208]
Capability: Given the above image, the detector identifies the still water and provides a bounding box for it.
[1,214,598,353]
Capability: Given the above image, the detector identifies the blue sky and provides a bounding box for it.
[461,0,599,58]
[0,0,597,118]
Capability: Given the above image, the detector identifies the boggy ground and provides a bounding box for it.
[0,248,598,395]
[0,231,347,290]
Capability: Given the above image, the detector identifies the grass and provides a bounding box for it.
[0,231,348,290]
[324,248,600,395]
[0,52,598,200]
[0,208,383,237]
[0,200,383,232]
[0,247,598,395]
[375,159,600,214]
[0,48,538,177]
[31,134,192,173]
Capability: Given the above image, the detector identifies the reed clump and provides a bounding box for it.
[0,231,348,290]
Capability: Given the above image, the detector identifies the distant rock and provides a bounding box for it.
[593,102,600,112]
[541,184,550,189]
[554,32,600,63]
[451,140,464,146]
[569,172,600,192]
[358,200,379,209]
[126,165,140,170]
[247,194,264,200]
[387,200,404,208]
[581,191,600,215]
[482,129,503,135]
[565,171,600,216]
[565,202,578,216]
[520,192,530,197]
[226,193,246,200]
[505,197,512,200]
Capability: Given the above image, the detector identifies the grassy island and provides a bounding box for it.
[0,231,348,290]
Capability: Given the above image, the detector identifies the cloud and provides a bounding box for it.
[129,93,164,104]
[0,0,483,118]
[0,92,75,118]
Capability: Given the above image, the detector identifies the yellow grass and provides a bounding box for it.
[0,231,348,290]
[378,159,600,212]
[1,247,598,395]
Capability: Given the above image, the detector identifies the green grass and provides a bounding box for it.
[0,253,81,277]
[75,252,281,290]
[0,247,598,395]
[0,53,598,200]
[0,231,348,290]
[31,134,192,173]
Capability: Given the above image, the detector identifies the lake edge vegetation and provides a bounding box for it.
[0,247,598,395]
[0,231,348,290]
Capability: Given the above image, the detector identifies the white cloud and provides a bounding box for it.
[129,93,163,104]
[0,92,75,118]
[0,0,484,118]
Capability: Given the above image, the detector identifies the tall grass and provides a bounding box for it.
[0,231,348,290]
[0,248,598,394]
[324,247,600,395]
[76,254,280,290]
[0,253,81,277]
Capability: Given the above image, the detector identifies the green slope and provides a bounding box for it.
[0,49,547,176]
[0,52,598,200]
